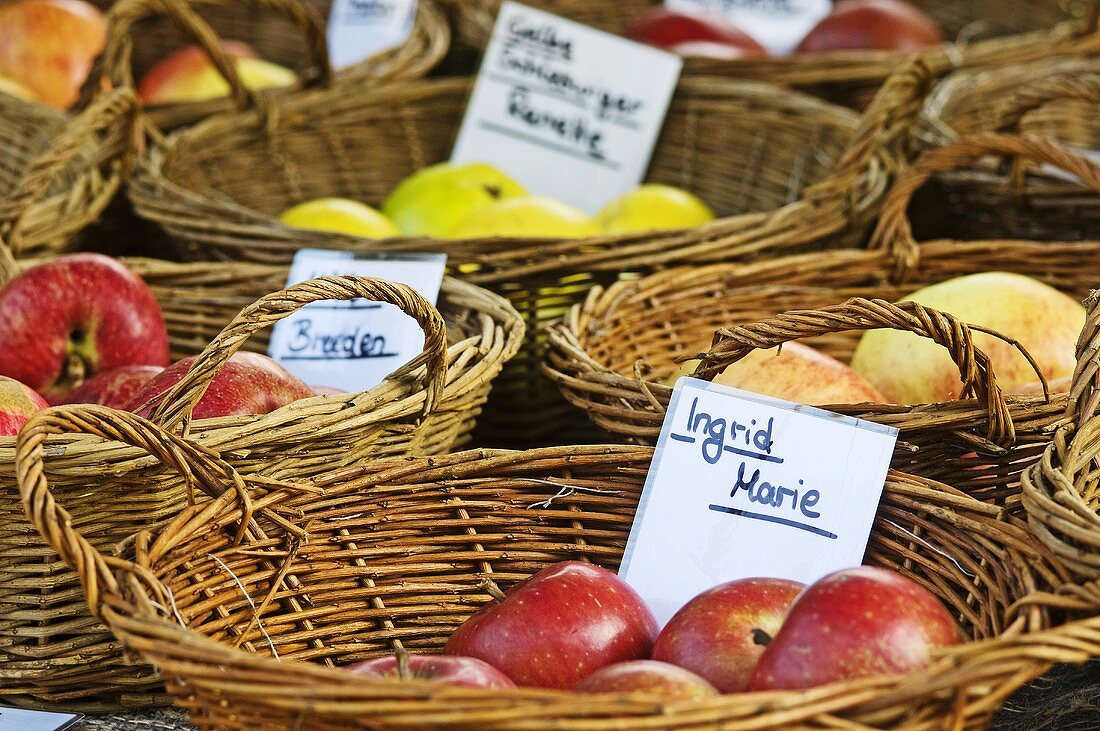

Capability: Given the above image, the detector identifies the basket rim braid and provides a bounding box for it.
[15,404,1095,730]
[83,0,449,133]
[439,0,1100,106]
[0,86,138,259]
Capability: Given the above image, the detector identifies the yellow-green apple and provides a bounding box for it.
[625,8,767,58]
[278,197,400,239]
[125,351,314,419]
[747,566,962,691]
[0,0,106,108]
[137,41,295,105]
[850,272,1086,404]
[651,577,804,693]
[796,0,942,54]
[597,184,715,234]
[382,162,527,237]
[669,341,886,405]
[447,196,600,239]
[348,655,515,689]
[574,660,718,700]
[444,561,659,689]
[61,365,164,409]
[0,376,49,436]
[0,254,169,404]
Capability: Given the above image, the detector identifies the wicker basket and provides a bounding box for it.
[85,0,449,132]
[0,86,137,259]
[916,55,1100,242]
[130,63,930,446]
[439,0,1094,107]
[15,404,1090,729]
[544,133,1100,502]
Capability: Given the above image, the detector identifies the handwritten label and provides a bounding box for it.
[327,0,418,69]
[664,0,831,56]
[267,249,446,394]
[451,2,683,214]
[0,707,80,731]
[619,377,897,625]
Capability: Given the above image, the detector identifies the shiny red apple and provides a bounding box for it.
[348,654,515,689]
[574,660,718,701]
[125,351,314,419]
[444,561,659,689]
[61,365,165,409]
[652,577,804,693]
[0,376,49,436]
[138,40,295,106]
[625,8,766,58]
[0,254,169,405]
[796,0,943,54]
[747,566,962,691]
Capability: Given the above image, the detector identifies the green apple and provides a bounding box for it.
[278,197,400,239]
[850,272,1085,405]
[447,196,601,239]
[382,162,527,238]
[597,184,715,234]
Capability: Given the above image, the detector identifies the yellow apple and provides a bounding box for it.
[138,42,295,105]
[850,272,1085,405]
[597,184,715,234]
[668,341,886,405]
[382,162,527,237]
[278,197,400,239]
[446,196,601,239]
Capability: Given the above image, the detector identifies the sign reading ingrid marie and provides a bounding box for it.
[619,377,897,625]
[451,2,683,214]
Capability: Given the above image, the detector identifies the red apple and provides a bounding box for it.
[574,660,718,701]
[61,365,164,409]
[625,8,766,58]
[0,254,169,404]
[0,0,106,108]
[125,351,315,419]
[138,40,296,106]
[667,41,766,61]
[796,0,942,54]
[444,561,659,689]
[0,376,49,436]
[747,567,962,691]
[312,384,347,396]
[348,654,515,689]
[652,577,804,693]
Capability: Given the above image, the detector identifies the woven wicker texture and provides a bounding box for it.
[85,0,449,132]
[130,63,930,446]
[544,133,1100,503]
[439,0,1095,107]
[14,405,1086,730]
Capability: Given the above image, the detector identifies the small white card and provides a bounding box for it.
[620,377,898,625]
[664,0,831,56]
[326,0,418,69]
[268,248,446,394]
[0,707,80,731]
[451,2,683,214]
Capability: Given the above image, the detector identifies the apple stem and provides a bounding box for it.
[481,578,507,603]
[394,646,411,681]
[751,628,773,646]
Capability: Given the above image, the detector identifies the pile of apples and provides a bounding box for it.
[346,561,961,698]
[278,162,716,241]
[628,0,943,61]
[0,254,334,437]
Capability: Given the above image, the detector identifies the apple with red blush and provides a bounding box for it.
[0,376,49,436]
[62,365,164,409]
[348,654,514,689]
[626,8,766,59]
[574,660,717,701]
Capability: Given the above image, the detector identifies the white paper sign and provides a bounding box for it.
[451,2,683,214]
[268,248,446,394]
[327,0,418,69]
[0,707,80,731]
[620,377,898,625]
[665,0,831,56]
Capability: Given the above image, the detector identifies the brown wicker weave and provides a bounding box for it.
[85,0,449,132]
[0,86,137,258]
[15,404,1089,729]
[440,0,1093,107]
[544,133,1100,503]
[130,62,930,446]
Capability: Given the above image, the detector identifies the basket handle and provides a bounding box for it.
[0,87,139,267]
[141,275,448,432]
[869,133,1100,277]
[693,297,1034,449]
[81,0,332,114]
[1065,291,1100,428]
[994,73,1100,134]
